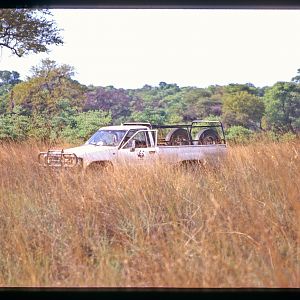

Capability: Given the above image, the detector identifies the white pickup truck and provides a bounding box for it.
[38,120,227,170]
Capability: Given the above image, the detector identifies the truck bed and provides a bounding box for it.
[157,143,227,164]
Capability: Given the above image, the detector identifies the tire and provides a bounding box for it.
[196,129,220,145]
[174,160,207,174]
[85,161,113,174]
[165,128,190,146]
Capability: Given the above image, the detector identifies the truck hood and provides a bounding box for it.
[64,144,116,159]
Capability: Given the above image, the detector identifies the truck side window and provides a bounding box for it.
[123,131,148,149]
[145,131,151,147]
[135,132,148,148]
[120,129,137,148]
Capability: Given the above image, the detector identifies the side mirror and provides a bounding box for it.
[130,140,136,152]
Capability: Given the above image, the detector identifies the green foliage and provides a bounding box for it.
[61,110,112,142]
[226,126,254,144]
[0,71,21,86]
[0,112,30,141]
[0,71,22,114]
[0,9,63,57]
[130,109,167,125]
[9,60,87,140]
[222,91,265,129]
[250,130,298,143]
[84,86,133,124]
[257,130,278,142]
[291,68,300,83]
[279,132,298,142]
[27,113,52,141]
[129,83,184,124]
[166,113,183,124]
[12,59,86,117]
[180,88,210,120]
[224,83,260,96]
[204,115,221,121]
[2,64,300,144]
[0,94,9,114]
[263,82,300,133]
[33,99,78,141]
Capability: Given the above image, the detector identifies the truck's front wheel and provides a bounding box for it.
[85,161,113,174]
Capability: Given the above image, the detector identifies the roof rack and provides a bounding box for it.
[191,119,222,123]
[122,122,152,128]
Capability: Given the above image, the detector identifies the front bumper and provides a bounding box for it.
[38,149,83,168]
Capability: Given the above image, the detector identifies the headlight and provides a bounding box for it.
[62,153,78,167]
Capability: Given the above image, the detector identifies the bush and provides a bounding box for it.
[27,114,52,141]
[250,130,279,143]
[226,126,254,144]
[250,130,298,144]
[61,110,112,143]
[279,132,298,143]
[0,113,30,141]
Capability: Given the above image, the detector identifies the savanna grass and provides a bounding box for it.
[0,140,299,287]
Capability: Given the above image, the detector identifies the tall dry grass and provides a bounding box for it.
[0,140,299,287]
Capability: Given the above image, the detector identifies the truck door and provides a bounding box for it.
[117,130,158,165]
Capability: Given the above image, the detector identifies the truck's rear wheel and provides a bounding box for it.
[165,128,190,146]
[176,160,203,172]
[196,129,220,145]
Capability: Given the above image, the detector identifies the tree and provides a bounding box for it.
[291,68,300,83]
[178,88,221,121]
[224,83,260,96]
[61,110,112,142]
[84,86,134,123]
[0,110,30,141]
[12,59,86,117]
[131,108,167,124]
[0,70,22,113]
[222,91,265,129]
[0,70,21,86]
[0,9,63,57]
[7,59,87,141]
[225,125,254,144]
[264,82,300,133]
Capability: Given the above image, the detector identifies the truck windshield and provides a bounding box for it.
[86,130,127,146]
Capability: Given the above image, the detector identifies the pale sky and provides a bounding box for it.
[1,9,300,88]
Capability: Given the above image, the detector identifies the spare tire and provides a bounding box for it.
[196,129,220,145]
[165,128,190,146]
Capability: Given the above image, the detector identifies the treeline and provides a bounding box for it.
[0,59,300,144]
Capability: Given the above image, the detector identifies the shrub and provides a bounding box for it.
[61,110,112,143]
[279,132,298,143]
[0,113,30,141]
[226,126,253,144]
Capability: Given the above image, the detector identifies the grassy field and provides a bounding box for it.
[0,140,299,287]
